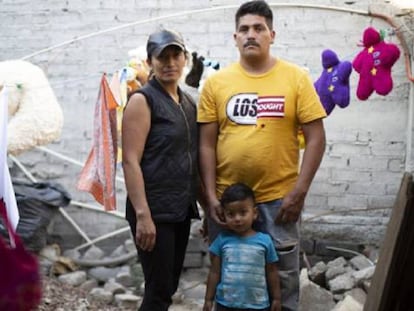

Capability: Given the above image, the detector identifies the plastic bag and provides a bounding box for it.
[0,179,71,252]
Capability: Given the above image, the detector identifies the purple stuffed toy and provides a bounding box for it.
[314,49,352,115]
[352,27,400,100]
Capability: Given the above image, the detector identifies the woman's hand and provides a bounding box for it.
[135,213,156,251]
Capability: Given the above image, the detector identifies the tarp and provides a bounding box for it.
[77,74,118,211]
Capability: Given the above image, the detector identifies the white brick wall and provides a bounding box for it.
[3,0,413,244]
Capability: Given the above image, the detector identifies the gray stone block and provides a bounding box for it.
[183,252,204,268]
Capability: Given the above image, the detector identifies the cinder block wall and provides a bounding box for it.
[3,0,413,246]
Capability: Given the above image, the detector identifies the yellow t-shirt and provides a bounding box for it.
[198,60,326,203]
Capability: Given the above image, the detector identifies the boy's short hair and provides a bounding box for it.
[221,183,256,207]
[235,0,273,30]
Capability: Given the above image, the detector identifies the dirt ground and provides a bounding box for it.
[37,274,203,311]
[37,275,119,311]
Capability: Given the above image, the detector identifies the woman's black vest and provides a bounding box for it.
[126,78,199,222]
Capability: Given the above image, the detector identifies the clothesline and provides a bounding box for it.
[0,49,363,94]
[36,144,125,185]
[20,3,373,61]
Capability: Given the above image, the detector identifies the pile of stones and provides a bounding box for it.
[38,237,207,310]
[38,217,378,311]
[299,253,376,311]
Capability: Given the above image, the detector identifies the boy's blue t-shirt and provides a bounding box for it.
[209,231,279,309]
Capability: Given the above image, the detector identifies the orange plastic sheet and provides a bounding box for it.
[77,74,118,211]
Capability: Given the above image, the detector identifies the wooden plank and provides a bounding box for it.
[364,172,414,311]
[393,200,414,310]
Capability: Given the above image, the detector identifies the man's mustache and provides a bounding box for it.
[244,41,260,48]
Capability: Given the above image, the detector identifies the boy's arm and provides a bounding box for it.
[203,254,221,311]
[266,262,281,311]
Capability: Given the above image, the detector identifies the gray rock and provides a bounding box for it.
[104,279,126,295]
[119,265,131,274]
[172,288,185,304]
[114,293,141,309]
[333,295,363,311]
[88,266,121,283]
[308,261,327,287]
[130,263,145,290]
[116,270,133,287]
[40,244,61,261]
[345,287,367,305]
[82,245,105,260]
[333,293,345,302]
[58,271,87,287]
[328,274,355,294]
[88,288,113,304]
[79,279,98,292]
[109,245,126,258]
[327,257,347,269]
[352,266,375,284]
[124,239,136,253]
[63,248,81,260]
[181,282,206,301]
[38,257,54,275]
[299,269,335,311]
[349,255,373,271]
[326,265,347,281]
[362,279,371,292]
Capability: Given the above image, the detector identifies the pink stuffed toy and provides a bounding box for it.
[352,27,400,100]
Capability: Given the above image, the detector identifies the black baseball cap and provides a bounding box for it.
[146,29,186,58]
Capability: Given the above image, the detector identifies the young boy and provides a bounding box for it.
[203,183,281,311]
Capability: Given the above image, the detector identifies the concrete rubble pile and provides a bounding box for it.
[38,215,377,311]
[299,254,376,311]
[39,240,377,311]
[38,237,207,310]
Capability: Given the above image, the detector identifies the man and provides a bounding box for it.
[197,1,326,310]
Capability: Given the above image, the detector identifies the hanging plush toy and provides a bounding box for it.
[352,26,400,100]
[314,49,352,115]
[185,51,205,88]
[0,60,63,155]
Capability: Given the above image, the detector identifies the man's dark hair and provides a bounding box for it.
[221,183,256,208]
[235,0,273,30]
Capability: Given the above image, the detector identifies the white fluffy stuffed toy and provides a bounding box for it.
[0,60,63,155]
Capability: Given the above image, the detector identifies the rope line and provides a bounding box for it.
[20,3,371,61]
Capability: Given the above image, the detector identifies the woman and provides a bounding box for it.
[122,29,199,311]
